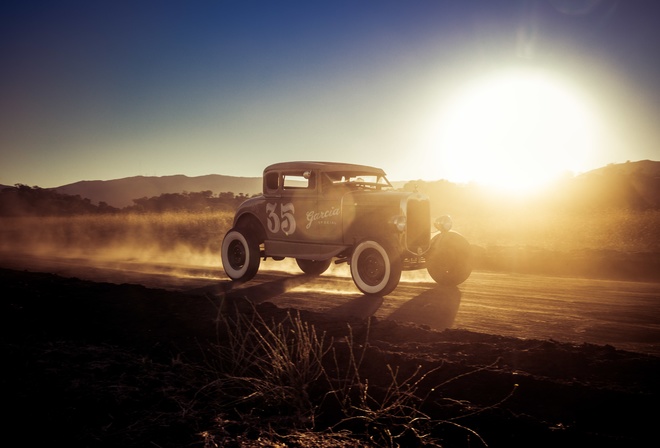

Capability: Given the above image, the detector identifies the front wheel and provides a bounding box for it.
[426,231,472,286]
[221,228,260,282]
[350,239,402,296]
[296,258,332,276]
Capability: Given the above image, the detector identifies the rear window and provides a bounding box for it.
[265,172,279,191]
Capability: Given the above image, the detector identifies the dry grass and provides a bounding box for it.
[454,208,660,253]
[196,303,517,447]
[210,305,331,427]
[0,207,658,281]
[2,208,658,256]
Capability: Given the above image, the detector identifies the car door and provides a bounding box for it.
[263,170,318,243]
[309,170,345,244]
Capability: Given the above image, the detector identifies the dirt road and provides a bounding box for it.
[3,252,659,355]
[3,253,660,447]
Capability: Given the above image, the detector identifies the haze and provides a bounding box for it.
[2,1,659,192]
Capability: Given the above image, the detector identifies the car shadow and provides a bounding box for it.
[326,295,385,320]
[184,273,317,304]
[186,275,460,332]
[386,286,461,331]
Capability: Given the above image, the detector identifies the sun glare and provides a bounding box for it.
[433,67,600,194]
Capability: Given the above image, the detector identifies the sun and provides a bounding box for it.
[432,67,600,194]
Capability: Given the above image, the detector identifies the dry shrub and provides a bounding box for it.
[211,304,331,426]
[200,303,512,447]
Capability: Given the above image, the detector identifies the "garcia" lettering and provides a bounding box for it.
[306,207,340,229]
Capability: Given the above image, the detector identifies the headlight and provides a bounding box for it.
[389,215,407,232]
[434,215,453,232]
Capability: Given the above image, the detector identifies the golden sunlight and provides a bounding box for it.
[434,67,601,193]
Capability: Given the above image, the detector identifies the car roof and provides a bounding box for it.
[264,161,386,176]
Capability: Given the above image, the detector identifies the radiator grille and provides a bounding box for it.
[406,197,430,253]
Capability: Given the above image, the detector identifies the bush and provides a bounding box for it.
[199,302,513,447]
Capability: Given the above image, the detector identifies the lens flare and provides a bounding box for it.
[432,67,601,194]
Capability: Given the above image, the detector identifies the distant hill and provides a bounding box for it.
[54,174,262,208]
[547,160,660,210]
[5,160,659,210]
[402,160,660,215]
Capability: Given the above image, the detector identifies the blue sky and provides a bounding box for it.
[1,0,659,188]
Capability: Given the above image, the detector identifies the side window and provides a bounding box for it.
[265,172,279,193]
[283,171,315,190]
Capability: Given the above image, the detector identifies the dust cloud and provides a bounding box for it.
[0,214,227,276]
[0,214,395,283]
[2,208,658,284]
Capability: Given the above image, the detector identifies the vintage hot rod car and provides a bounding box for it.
[221,161,471,296]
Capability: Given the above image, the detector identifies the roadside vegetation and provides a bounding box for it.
[1,178,658,281]
[196,303,514,447]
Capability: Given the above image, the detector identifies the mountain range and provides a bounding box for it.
[53,174,262,208]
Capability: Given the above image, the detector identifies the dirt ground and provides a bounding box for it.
[2,267,659,448]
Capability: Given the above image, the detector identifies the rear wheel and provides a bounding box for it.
[221,228,260,282]
[350,239,402,296]
[296,258,332,276]
[426,231,471,286]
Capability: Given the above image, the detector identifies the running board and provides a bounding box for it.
[264,240,348,260]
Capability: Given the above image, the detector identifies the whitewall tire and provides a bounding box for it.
[350,240,401,296]
[221,229,260,282]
